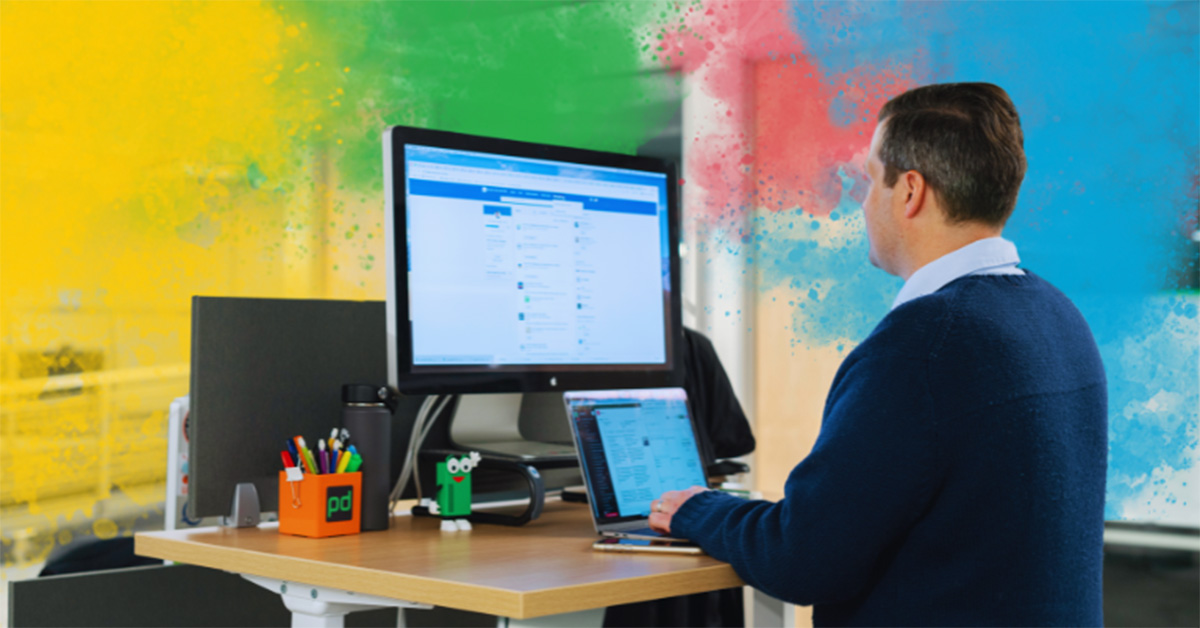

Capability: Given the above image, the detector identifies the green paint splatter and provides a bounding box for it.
[246,162,268,189]
[288,1,679,191]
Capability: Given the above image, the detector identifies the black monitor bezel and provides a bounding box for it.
[385,125,684,395]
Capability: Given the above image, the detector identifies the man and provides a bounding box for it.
[649,83,1107,626]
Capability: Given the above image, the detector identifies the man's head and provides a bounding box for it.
[861,83,1027,277]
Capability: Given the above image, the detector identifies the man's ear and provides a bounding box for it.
[902,170,927,219]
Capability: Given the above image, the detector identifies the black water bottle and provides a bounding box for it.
[342,384,395,531]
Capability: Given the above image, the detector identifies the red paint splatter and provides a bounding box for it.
[650,0,920,224]
[752,58,916,215]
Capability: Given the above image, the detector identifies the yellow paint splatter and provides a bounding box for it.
[1,1,365,564]
[93,519,119,540]
[57,530,73,546]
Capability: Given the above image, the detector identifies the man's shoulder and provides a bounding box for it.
[888,270,1103,409]
[888,270,1078,334]
[857,270,1098,375]
[930,271,1091,345]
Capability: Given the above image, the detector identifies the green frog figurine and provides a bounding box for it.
[435,451,480,532]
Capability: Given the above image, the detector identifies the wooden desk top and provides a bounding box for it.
[135,500,743,619]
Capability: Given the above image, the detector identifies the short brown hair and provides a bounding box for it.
[877,83,1026,226]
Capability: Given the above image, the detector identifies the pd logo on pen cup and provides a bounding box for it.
[326,486,354,522]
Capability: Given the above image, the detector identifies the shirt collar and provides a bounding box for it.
[891,237,1022,310]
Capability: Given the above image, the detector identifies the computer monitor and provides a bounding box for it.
[383,126,683,395]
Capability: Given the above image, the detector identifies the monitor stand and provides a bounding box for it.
[449,392,577,461]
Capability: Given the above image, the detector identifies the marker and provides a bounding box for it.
[295,436,317,475]
[281,450,296,470]
[317,440,328,474]
[329,428,339,453]
[336,448,352,473]
[348,444,359,457]
[305,446,319,475]
[287,440,300,466]
[346,453,362,473]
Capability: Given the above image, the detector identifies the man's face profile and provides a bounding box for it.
[861,122,900,275]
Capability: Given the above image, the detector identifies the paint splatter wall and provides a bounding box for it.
[1,0,1195,570]
[667,0,1197,526]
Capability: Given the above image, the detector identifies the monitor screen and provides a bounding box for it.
[405,144,669,367]
[384,127,682,394]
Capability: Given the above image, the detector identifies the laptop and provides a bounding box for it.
[563,387,708,543]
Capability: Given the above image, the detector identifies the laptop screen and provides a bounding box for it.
[564,388,707,524]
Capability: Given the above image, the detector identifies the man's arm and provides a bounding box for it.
[668,349,938,606]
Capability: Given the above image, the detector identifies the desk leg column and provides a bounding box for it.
[746,586,795,627]
[280,596,356,628]
[495,608,604,628]
[241,575,432,628]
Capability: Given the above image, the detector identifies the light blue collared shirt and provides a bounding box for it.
[891,237,1024,310]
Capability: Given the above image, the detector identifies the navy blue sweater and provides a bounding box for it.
[672,272,1107,626]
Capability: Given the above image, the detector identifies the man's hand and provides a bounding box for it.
[648,486,708,535]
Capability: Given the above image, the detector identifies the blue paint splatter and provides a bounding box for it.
[757,167,900,343]
[779,0,1199,524]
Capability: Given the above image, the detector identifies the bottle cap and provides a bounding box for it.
[342,384,388,405]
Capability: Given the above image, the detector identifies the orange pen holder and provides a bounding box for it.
[278,471,361,538]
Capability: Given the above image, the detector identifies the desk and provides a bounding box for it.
[136,499,782,626]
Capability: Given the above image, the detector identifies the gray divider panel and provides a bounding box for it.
[189,297,388,518]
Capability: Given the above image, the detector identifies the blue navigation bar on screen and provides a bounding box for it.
[407,144,666,188]
[409,179,658,216]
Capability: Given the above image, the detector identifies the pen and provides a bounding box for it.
[291,436,305,465]
[318,439,328,474]
[281,450,296,470]
[287,439,300,466]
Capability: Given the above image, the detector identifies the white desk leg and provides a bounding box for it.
[495,608,604,628]
[241,574,432,628]
[747,586,795,627]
